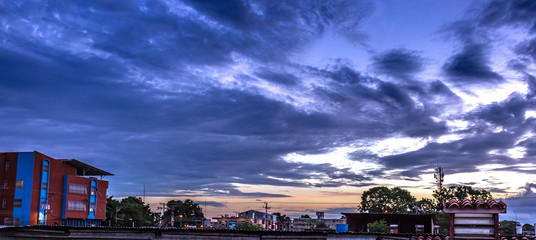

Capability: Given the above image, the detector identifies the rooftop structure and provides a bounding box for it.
[443,198,507,240]
[342,213,437,234]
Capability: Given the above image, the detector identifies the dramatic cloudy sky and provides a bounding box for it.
[2,0,536,222]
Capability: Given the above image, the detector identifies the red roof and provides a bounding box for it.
[443,198,507,213]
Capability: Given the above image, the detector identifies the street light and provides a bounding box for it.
[513,210,517,235]
[179,215,183,228]
[129,218,134,228]
[113,207,122,226]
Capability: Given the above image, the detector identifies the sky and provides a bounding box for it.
[1,0,536,223]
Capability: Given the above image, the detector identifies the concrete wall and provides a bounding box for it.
[0,226,382,240]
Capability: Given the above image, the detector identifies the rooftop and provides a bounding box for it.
[61,159,114,176]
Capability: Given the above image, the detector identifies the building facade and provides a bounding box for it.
[212,210,276,230]
[291,212,346,231]
[238,210,276,230]
[342,213,436,234]
[0,151,112,226]
[211,215,251,229]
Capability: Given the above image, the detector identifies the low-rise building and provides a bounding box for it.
[0,151,112,226]
[291,212,346,231]
[211,215,249,229]
[238,210,276,230]
[213,210,276,230]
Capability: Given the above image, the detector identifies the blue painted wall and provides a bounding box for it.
[62,175,69,219]
[88,179,97,219]
[14,152,35,225]
[38,160,50,224]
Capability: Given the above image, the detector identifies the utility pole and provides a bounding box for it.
[171,206,175,227]
[157,203,167,227]
[114,206,122,226]
[262,202,271,229]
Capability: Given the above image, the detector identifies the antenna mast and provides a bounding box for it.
[434,166,444,190]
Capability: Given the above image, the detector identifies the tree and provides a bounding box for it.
[236,221,262,231]
[435,212,450,235]
[315,221,329,229]
[105,196,156,227]
[499,220,519,235]
[300,214,311,218]
[432,185,493,211]
[306,219,315,230]
[359,186,416,213]
[523,223,535,232]
[416,197,438,214]
[162,199,204,227]
[273,212,291,230]
[119,196,156,227]
[368,219,389,233]
[105,196,121,226]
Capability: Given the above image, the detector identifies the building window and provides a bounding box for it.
[4,218,12,225]
[2,199,6,208]
[4,161,9,171]
[15,180,23,189]
[68,183,87,194]
[68,201,86,211]
[90,186,97,196]
[14,199,22,208]
[41,182,48,190]
[13,218,20,226]
[89,203,96,212]
[43,164,49,172]
[40,201,50,210]
[3,180,7,189]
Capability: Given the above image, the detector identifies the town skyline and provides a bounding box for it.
[1,0,536,223]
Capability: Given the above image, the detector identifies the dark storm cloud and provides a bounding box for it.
[321,207,357,215]
[0,0,373,74]
[307,63,449,138]
[372,49,423,78]
[202,201,226,208]
[443,44,503,84]
[375,91,536,179]
[0,45,382,195]
[515,38,536,64]
[474,93,533,127]
[478,0,536,32]
[379,131,518,178]
[201,184,292,198]
[254,68,299,86]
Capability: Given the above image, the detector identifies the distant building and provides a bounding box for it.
[211,215,250,229]
[213,210,276,230]
[238,210,276,230]
[291,212,345,231]
[0,151,112,226]
[342,212,436,234]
